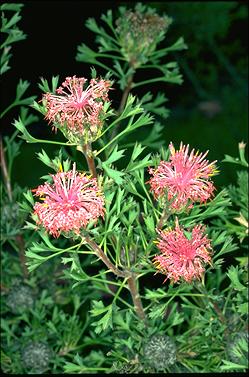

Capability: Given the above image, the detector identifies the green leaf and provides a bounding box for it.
[90,300,109,317]
[38,76,59,93]
[104,145,126,165]
[15,79,30,99]
[76,43,98,64]
[144,215,156,235]
[101,163,125,185]
[238,302,248,314]
[90,301,115,334]
[23,190,34,205]
[226,266,246,291]
[220,360,248,371]
[1,4,24,12]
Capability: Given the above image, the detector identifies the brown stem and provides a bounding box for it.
[127,272,146,321]
[111,74,134,139]
[79,142,97,178]
[118,74,134,115]
[197,283,226,324]
[210,299,226,324]
[16,234,29,278]
[0,136,28,278]
[158,206,170,229]
[85,236,147,321]
[0,135,12,201]
[85,236,126,278]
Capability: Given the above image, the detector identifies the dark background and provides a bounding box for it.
[1,1,248,189]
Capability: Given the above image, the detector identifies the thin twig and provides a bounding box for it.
[0,135,28,278]
[84,236,147,322]
[0,136,12,201]
[15,234,29,278]
[84,236,126,278]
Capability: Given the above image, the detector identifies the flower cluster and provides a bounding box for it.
[43,76,111,144]
[116,3,172,68]
[148,142,217,211]
[33,164,104,237]
[154,219,212,283]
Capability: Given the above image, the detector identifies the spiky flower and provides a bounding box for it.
[116,3,172,68]
[22,341,52,373]
[154,219,212,283]
[42,76,111,144]
[148,142,217,211]
[33,164,105,238]
[143,334,176,370]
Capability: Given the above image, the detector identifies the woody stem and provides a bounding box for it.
[118,74,134,115]
[80,142,97,178]
[158,206,170,229]
[84,236,147,321]
[0,136,12,201]
[0,136,28,278]
[84,236,126,278]
[127,272,146,321]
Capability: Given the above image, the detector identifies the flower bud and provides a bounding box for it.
[143,334,176,370]
[22,341,52,373]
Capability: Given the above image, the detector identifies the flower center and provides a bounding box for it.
[73,99,89,109]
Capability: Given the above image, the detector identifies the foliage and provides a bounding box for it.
[1,2,248,374]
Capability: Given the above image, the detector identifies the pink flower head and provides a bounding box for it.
[42,76,112,143]
[154,219,212,283]
[148,142,217,211]
[32,164,105,237]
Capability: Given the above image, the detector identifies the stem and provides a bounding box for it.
[197,283,226,324]
[80,142,97,178]
[0,102,16,119]
[208,37,246,91]
[175,55,208,99]
[85,236,126,278]
[158,206,170,229]
[111,74,134,139]
[119,75,134,115]
[84,236,147,322]
[0,136,12,201]
[127,272,146,321]
[0,136,28,278]
[15,234,29,278]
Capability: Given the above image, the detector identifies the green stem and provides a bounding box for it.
[0,102,17,119]
[96,126,129,156]
[208,36,246,90]
[133,76,182,88]
[176,55,209,99]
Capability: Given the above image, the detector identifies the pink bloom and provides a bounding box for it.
[148,142,217,211]
[154,219,212,283]
[42,76,111,143]
[32,164,105,237]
